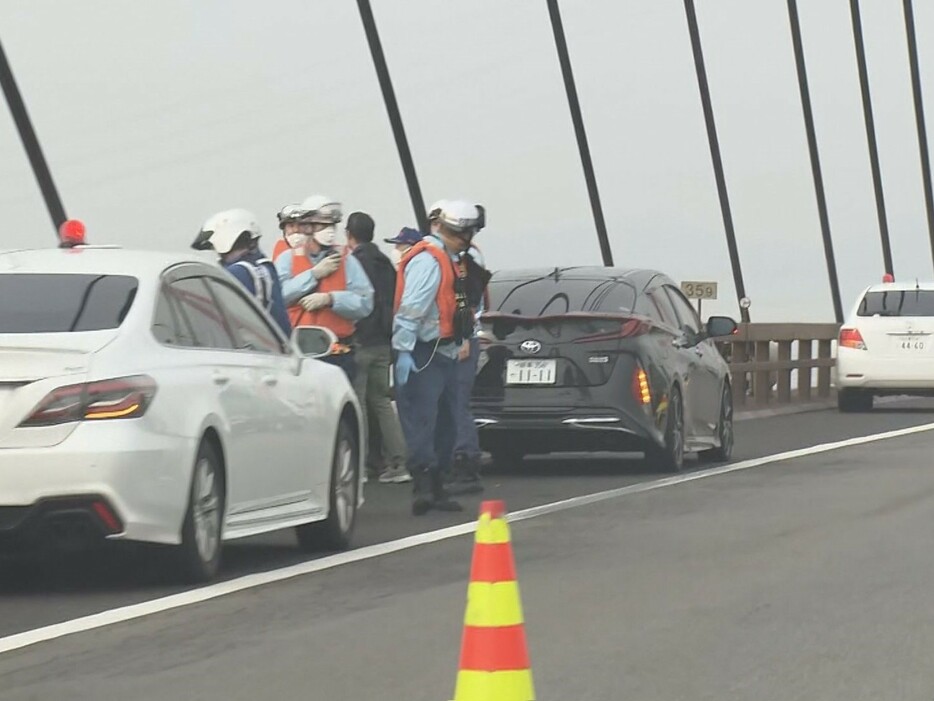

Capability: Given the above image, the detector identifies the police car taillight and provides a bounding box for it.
[18,375,157,427]
[839,327,867,350]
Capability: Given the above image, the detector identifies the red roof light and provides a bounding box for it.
[882,273,894,283]
[59,219,86,247]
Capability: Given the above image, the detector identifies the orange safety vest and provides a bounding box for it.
[394,240,458,340]
[272,238,292,263]
[285,249,355,340]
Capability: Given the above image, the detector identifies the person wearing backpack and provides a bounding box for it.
[346,212,411,484]
[193,209,291,337]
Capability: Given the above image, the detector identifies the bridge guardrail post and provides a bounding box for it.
[777,340,793,402]
[797,338,813,402]
[817,339,833,397]
[754,340,771,405]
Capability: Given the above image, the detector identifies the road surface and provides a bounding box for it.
[1,401,933,699]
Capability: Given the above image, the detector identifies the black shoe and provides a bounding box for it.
[444,456,484,495]
[411,468,433,516]
[430,470,463,512]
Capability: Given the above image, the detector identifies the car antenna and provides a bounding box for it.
[552,266,561,281]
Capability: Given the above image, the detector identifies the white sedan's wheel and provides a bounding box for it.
[176,440,225,582]
[296,417,358,552]
[333,436,356,535]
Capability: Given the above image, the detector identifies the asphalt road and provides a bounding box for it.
[1,400,934,699]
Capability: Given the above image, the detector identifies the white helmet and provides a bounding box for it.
[290,194,340,246]
[299,194,342,225]
[437,200,482,233]
[200,208,261,255]
[427,199,448,221]
[276,203,306,230]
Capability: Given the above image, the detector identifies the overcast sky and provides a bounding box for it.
[2,0,934,322]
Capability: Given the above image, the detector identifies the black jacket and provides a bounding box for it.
[352,242,397,347]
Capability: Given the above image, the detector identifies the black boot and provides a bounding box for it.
[430,470,463,512]
[444,454,484,495]
[411,467,432,516]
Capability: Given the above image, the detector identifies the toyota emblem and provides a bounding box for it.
[520,340,542,354]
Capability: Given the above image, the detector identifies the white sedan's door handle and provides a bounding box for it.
[262,375,278,386]
[213,372,230,386]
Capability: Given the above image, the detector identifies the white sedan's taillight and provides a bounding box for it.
[18,375,157,427]
[839,327,867,350]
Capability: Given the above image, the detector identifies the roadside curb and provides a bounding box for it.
[735,395,905,422]
[735,401,836,422]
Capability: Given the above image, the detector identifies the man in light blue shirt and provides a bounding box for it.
[275,195,373,382]
[393,200,483,516]
[276,245,374,318]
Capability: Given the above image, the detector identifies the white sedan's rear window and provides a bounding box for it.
[858,290,934,317]
[0,273,138,333]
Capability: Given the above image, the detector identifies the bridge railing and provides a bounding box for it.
[713,323,842,410]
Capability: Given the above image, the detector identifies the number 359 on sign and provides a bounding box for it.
[680,281,718,300]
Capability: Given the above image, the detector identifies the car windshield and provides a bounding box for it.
[0,273,139,333]
[857,290,934,317]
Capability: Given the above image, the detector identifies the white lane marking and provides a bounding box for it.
[2,420,933,656]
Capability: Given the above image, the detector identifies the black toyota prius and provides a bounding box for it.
[471,267,738,472]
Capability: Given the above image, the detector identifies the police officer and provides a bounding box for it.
[275,194,374,381]
[193,209,291,337]
[393,200,484,515]
[445,205,491,495]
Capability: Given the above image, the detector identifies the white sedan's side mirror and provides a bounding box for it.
[292,325,338,359]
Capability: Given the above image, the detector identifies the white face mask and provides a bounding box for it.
[390,247,407,268]
[286,233,309,249]
[313,225,338,247]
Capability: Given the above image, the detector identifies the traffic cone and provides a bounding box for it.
[451,500,534,701]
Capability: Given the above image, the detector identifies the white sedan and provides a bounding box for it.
[0,246,364,581]
[836,279,934,412]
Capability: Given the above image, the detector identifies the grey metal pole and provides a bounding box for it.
[849,0,895,275]
[682,0,749,322]
[902,0,934,272]
[356,0,428,233]
[787,0,844,323]
[547,0,613,267]
[0,36,66,237]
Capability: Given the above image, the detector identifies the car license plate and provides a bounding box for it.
[895,336,927,351]
[506,359,557,385]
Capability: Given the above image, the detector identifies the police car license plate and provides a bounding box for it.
[506,359,557,385]
[893,335,927,352]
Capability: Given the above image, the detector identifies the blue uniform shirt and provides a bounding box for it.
[392,236,462,360]
[275,246,374,322]
[224,250,292,338]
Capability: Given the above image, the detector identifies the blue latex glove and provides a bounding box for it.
[395,351,416,387]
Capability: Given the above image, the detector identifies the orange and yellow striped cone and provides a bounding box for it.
[451,500,535,701]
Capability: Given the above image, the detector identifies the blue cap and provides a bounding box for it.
[384,227,423,245]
